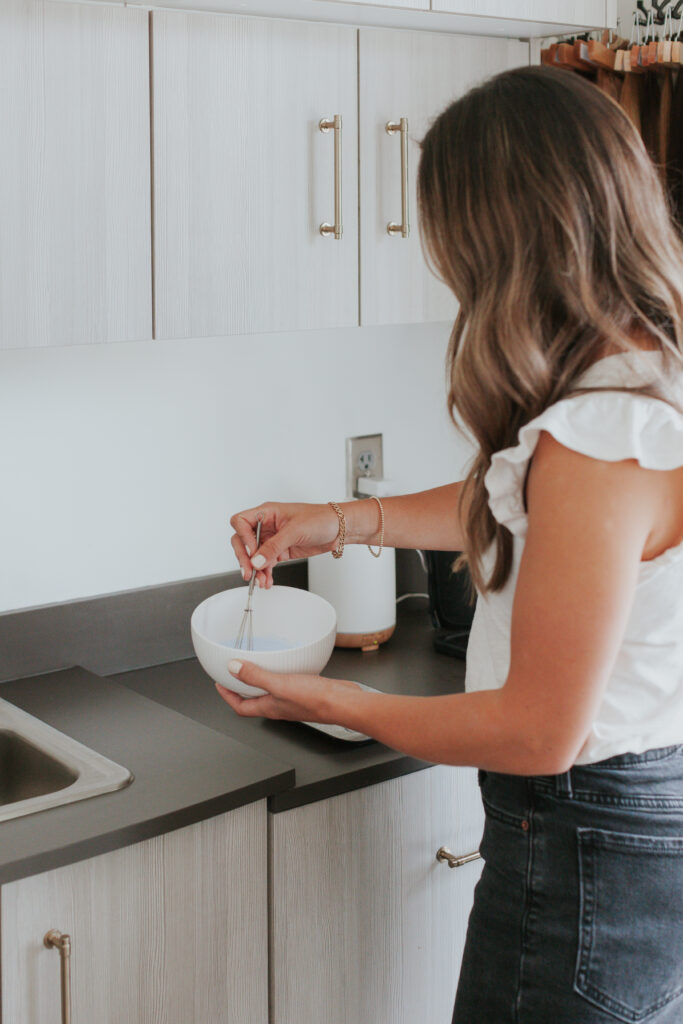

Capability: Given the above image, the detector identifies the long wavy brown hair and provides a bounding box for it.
[417,65,683,594]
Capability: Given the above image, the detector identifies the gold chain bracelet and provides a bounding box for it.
[328,501,346,559]
[367,495,385,558]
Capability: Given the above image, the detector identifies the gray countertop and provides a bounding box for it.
[0,600,465,882]
[111,598,466,812]
[0,668,294,884]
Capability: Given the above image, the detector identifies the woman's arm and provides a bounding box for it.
[342,483,466,550]
[230,483,466,587]
[222,434,672,775]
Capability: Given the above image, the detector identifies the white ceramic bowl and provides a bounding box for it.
[191,585,337,697]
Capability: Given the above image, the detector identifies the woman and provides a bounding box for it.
[221,67,683,1023]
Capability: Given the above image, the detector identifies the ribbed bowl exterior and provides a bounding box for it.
[191,586,337,698]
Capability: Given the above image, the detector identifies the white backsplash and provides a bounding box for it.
[0,322,474,612]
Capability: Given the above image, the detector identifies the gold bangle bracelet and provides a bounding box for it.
[367,496,385,558]
[328,501,346,559]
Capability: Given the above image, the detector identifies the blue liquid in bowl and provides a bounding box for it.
[223,634,303,652]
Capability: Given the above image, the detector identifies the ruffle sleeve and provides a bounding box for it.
[484,391,683,538]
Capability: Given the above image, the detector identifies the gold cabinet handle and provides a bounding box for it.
[386,117,410,238]
[319,115,343,240]
[44,930,72,1024]
[436,846,481,869]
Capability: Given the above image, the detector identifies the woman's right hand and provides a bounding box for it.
[229,502,344,588]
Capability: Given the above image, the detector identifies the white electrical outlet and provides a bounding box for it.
[346,434,384,498]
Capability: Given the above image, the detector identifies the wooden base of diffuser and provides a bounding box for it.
[334,625,396,653]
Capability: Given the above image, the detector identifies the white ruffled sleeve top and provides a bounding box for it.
[464,351,683,765]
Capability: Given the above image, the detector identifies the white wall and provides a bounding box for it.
[0,323,473,613]
[616,0,633,32]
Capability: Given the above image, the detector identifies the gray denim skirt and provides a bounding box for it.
[452,744,683,1024]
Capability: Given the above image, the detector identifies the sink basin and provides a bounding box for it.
[0,698,132,823]
[0,731,78,805]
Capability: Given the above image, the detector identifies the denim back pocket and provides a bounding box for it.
[575,828,683,1022]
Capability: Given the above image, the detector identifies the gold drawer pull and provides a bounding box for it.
[436,845,481,869]
[319,115,343,240]
[44,930,72,1024]
[386,117,410,238]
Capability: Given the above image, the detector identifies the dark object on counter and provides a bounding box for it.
[424,551,476,660]
[432,629,471,659]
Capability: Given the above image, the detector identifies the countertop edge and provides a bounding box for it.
[267,754,433,812]
[0,667,298,886]
[0,771,295,886]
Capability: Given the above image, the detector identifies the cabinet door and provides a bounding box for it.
[0,1,152,350]
[1,803,268,1023]
[359,29,528,327]
[332,0,429,8]
[270,767,485,1024]
[153,12,358,340]
[432,0,608,24]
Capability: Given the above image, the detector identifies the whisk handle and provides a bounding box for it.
[247,517,263,597]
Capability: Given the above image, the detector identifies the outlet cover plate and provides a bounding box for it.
[346,434,384,498]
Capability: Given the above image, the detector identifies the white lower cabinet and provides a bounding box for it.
[0,801,268,1024]
[1,773,484,1022]
[269,766,485,1024]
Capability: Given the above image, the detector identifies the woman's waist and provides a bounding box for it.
[480,743,683,815]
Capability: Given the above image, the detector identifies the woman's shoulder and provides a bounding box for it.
[484,350,683,538]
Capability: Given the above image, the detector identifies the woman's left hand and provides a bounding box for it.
[215,658,364,725]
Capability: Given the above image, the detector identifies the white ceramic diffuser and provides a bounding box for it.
[308,543,396,652]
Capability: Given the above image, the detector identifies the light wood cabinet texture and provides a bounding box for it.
[68,0,616,37]
[254,0,607,24]
[1,802,268,1024]
[331,0,429,9]
[359,29,529,326]
[431,0,610,26]
[270,765,485,1024]
[0,1,152,350]
[152,12,358,340]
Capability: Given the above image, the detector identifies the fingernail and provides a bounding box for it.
[251,554,266,569]
[228,659,243,675]
[241,567,247,580]
[245,545,251,556]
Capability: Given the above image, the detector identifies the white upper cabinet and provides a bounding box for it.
[431,0,610,25]
[359,29,528,327]
[139,1,611,35]
[0,1,152,350]
[332,0,429,8]
[152,12,358,340]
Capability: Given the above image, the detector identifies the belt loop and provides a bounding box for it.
[554,769,573,797]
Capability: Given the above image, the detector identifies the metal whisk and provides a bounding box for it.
[234,517,262,651]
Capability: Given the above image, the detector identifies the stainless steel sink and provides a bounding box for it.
[0,698,132,823]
